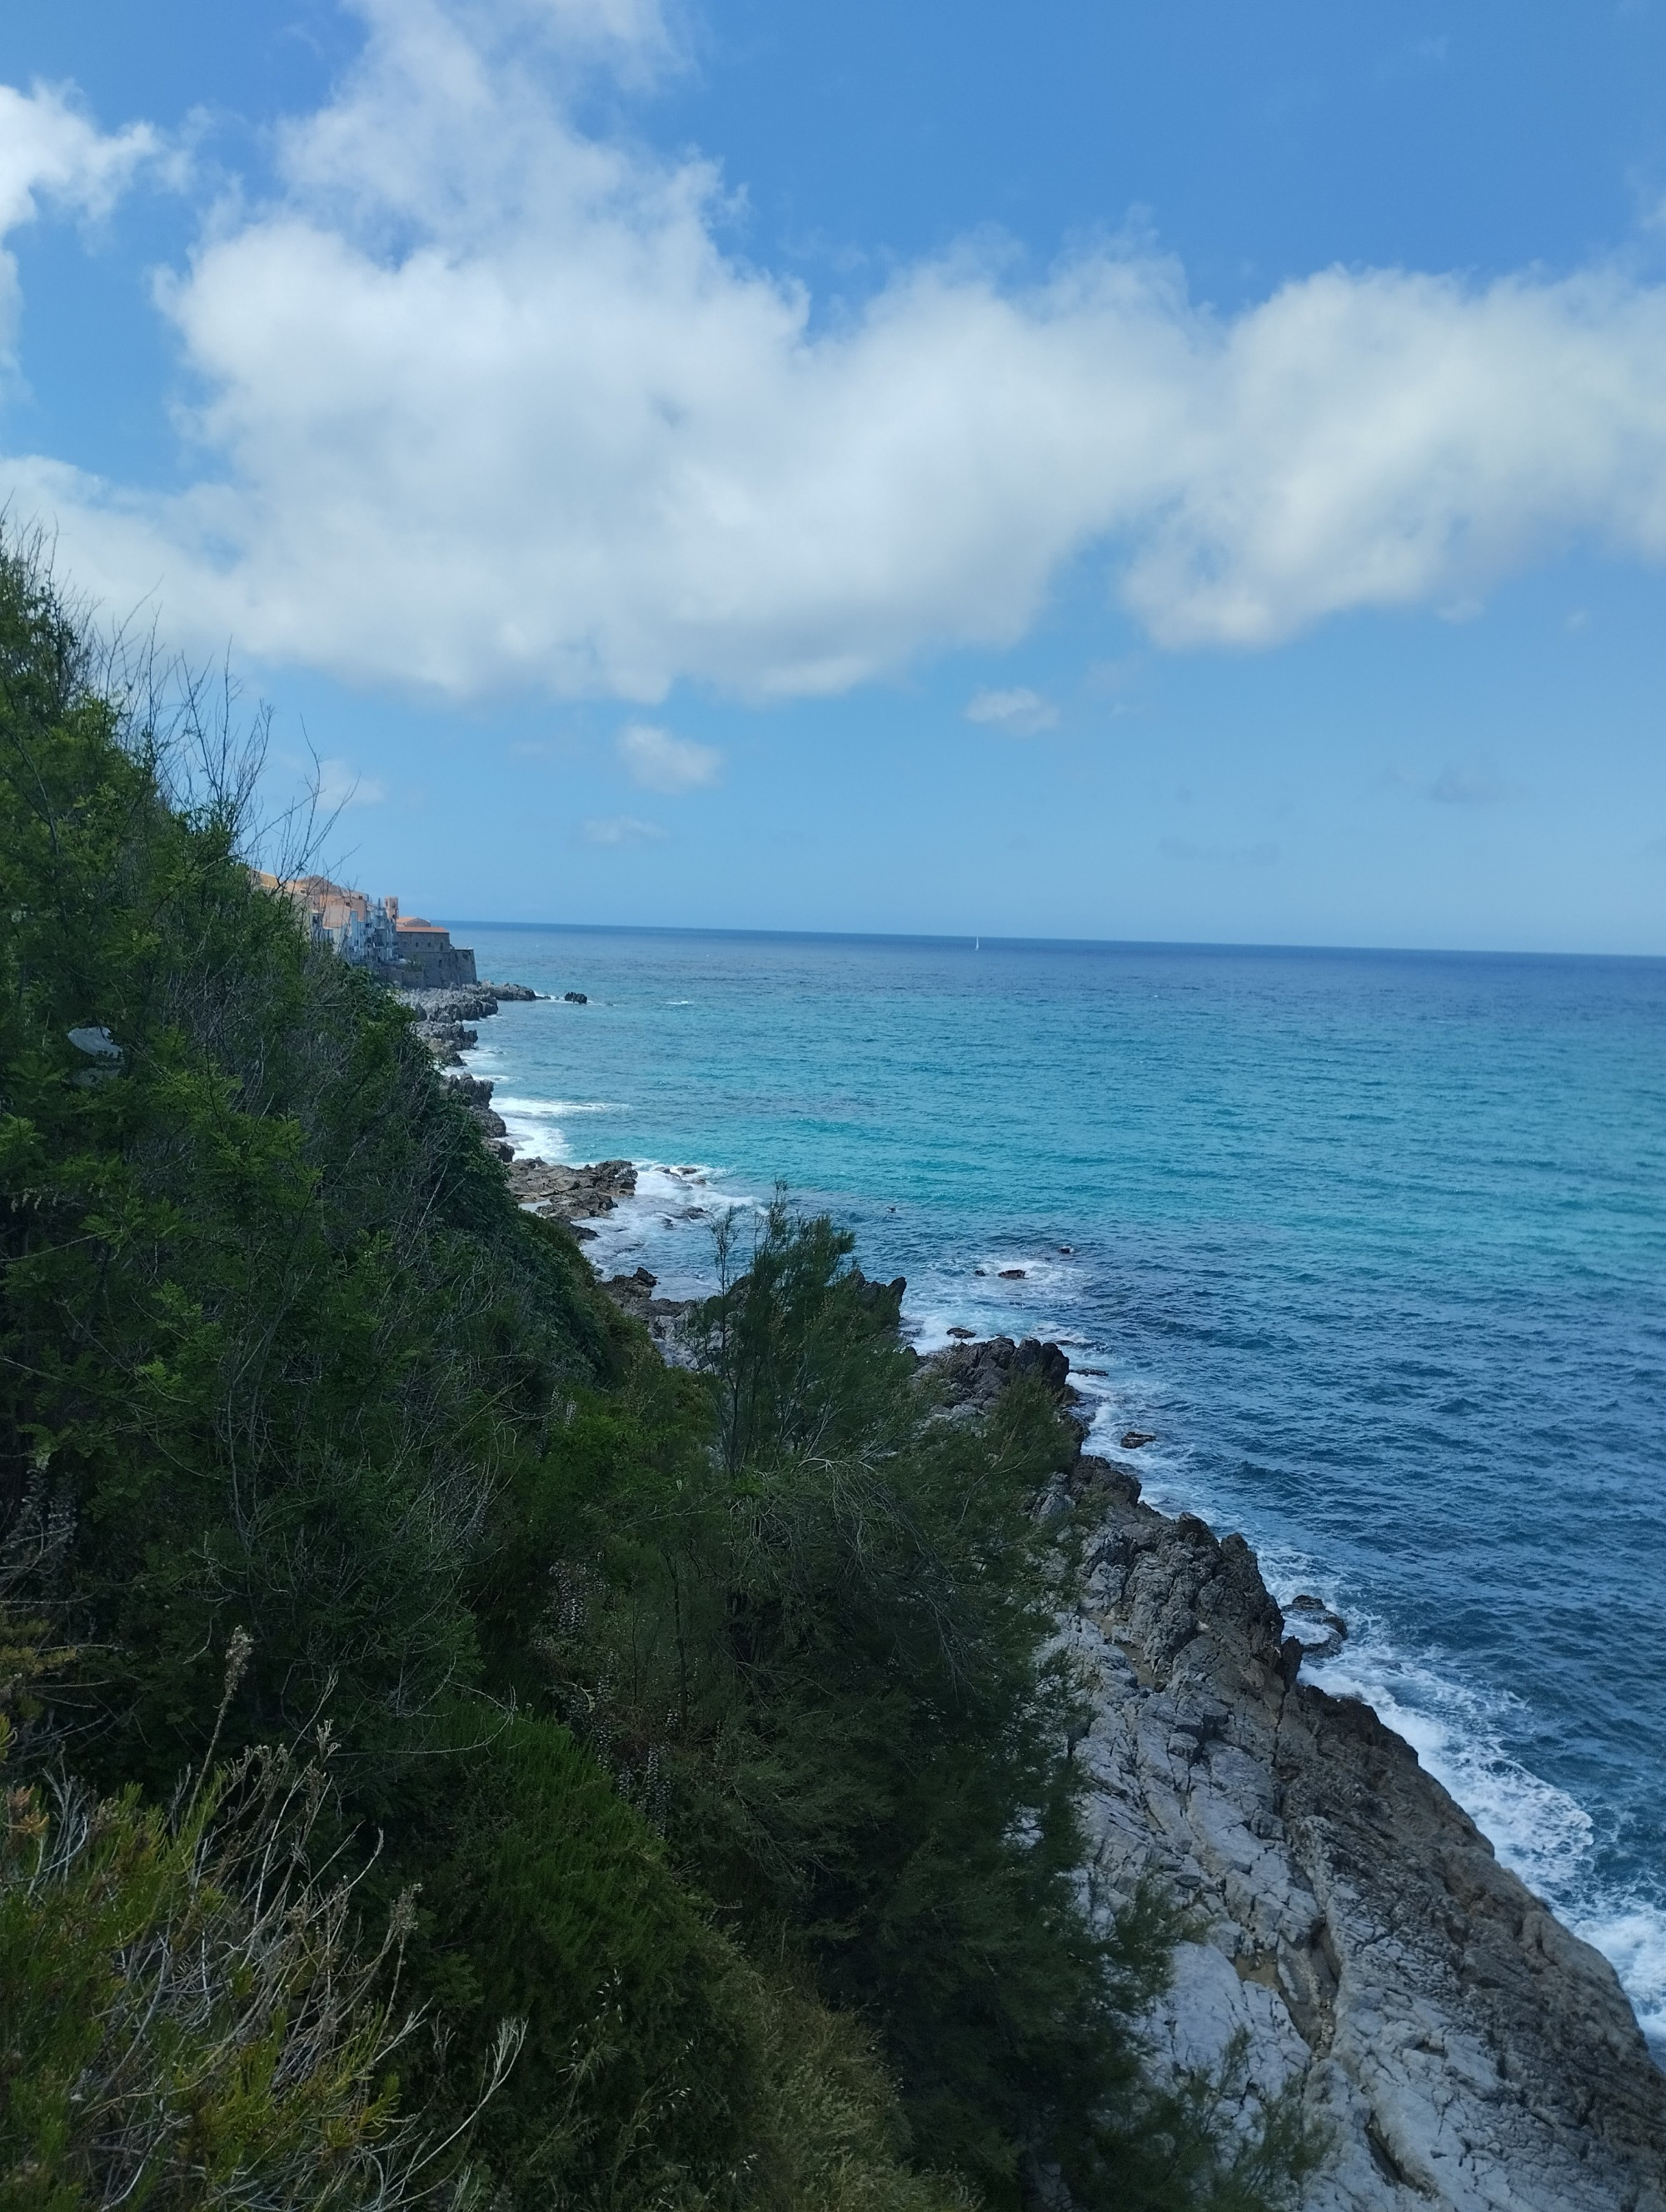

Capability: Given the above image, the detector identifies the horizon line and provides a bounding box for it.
[436,919,1666,964]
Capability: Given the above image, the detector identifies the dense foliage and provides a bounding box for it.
[0,544,1313,2210]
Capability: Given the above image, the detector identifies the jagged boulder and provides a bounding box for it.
[443,1069,508,1155]
[847,1266,906,1328]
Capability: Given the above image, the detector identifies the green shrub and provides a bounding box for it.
[402,1713,764,2209]
[0,1734,504,2210]
[0,545,609,1806]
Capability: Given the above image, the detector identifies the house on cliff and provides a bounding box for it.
[388,912,477,988]
[252,873,477,988]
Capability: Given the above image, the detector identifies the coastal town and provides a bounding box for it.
[252,872,480,988]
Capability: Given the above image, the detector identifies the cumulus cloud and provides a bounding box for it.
[616,721,721,790]
[965,686,1058,737]
[0,82,159,360]
[583,812,666,844]
[8,0,1666,701]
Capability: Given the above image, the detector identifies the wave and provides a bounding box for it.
[1576,1901,1666,2051]
[1309,1617,1666,2054]
[494,1096,629,1117]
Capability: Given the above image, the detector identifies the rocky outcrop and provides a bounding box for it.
[919,1328,1666,2204]
[848,1266,908,1328]
[1053,1448,1666,2210]
[397,981,537,1062]
[597,1265,699,1356]
[508,1157,637,1224]
[924,1333,1090,1451]
[443,1071,510,1157]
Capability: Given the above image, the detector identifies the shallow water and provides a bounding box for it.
[458,924,1666,2048]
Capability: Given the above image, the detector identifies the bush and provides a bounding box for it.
[0,1731,507,2210]
[402,1713,764,2209]
[0,543,609,1804]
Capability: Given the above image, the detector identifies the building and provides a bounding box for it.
[252,873,477,988]
[388,911,477,988]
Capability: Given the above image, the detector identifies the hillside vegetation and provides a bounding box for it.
[0,543,1310,2211]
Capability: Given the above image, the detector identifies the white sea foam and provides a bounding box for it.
[572,1162,766,1298]
[1574,1902,1666,2050]
[491,1094,628,1158]
[1309,1632,1595,1895]
[497,1097,629,1117]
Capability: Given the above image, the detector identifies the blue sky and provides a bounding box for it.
[4,0,1666,949]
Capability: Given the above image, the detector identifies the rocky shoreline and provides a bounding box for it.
[400,981,538,1156]
[952,1337,1666,2210]
[569,1192,1666,2203]
[1056,1446,1666,2209]
[473,1059,1666,2210]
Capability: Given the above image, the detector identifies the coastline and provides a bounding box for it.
[498,1120,1666,2208]
[452,988,1666,2200]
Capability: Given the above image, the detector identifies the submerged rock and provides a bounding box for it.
[1284,1592,1349,1662]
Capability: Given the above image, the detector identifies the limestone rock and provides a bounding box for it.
[443,1069,506,1146]
[507,1157,637,1223]
[1058,1452,1666,2210]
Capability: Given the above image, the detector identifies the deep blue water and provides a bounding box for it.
[456,924,1666,2046]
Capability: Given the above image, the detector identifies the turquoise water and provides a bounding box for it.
[458,924,1666,2047]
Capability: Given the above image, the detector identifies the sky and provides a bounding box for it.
[4,2,1666,950]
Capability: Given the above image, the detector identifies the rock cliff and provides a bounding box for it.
[1056,1449,1666,2210]
[919,1331,1666,2206]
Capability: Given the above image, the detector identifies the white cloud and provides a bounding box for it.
[616,720,721,790]
[965,685,1058,737]
[317,755,387,806]
[583,812,666,844]
[0,82,159,361]
[7,2,1666,700]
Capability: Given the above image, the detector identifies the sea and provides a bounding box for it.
[456,924,1666,2051]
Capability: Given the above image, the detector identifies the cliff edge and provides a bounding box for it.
[1057,1450,1666,2211]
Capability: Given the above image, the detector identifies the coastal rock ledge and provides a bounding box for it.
[1057,1455,1666,2210]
